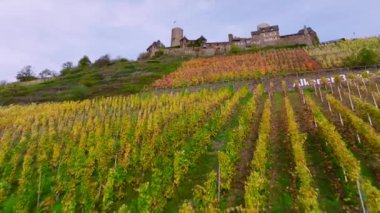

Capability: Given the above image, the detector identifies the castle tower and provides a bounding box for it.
[171,27,183,47]
[303,25,308,35]
[228,34,233,42]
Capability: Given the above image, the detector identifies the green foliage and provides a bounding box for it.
[229,45,242,54]
[307,94,380,211]
[254,83,265,98]
[218,91,256,191]
[344,48,379,67]
[1,56,186,105]
[60,62,74,75]
[153,50,164,58]
[123,84,144,93]
[245,98,271,210]
[179,202,195,213]
[284,96,320,212]
[351,94,380,126]
[334,75,342,85]
[356,48,378,66]
[193,171,218,210]
[79,73,103,87]
[67,84,90,100]
[103,169,116,211]
[307,37,380,68]
[78,55,92,68]
[16,65,38,82]
[306,95,360,180]
[94,54,111,67]
[326,94,380,154]
[0,84,25,97]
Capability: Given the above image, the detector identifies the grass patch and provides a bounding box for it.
[0,55,187,105]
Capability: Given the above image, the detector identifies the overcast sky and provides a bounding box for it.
[0,0,379,82]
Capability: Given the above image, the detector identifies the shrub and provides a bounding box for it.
[153,50,164,58]
[344,48,379,67]
[68,84,90,100]
[78,55,92,68]
[229,45,242,54]
[79,74,103,87]
[94,55,111,67]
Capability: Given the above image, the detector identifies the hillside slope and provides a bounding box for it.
[0,56,187,105]
[1,37,379,105]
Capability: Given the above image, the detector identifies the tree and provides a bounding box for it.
[344,48,379,67]
[16,66,37,82]
[38,69,54,79]
[62,62,73,70]
[61,62,74,76]
[356,48,378,66]
[94,54,111,67]
[78,56,91,68]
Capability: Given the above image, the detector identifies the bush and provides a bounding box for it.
[0,84,26,97]
[68,84,90,100]
[117,57,129,62]
[94,55,111,67]
[78,56,91,68]
[153,50,164,59]
[123,84,143,93]
[79,74,103,87]
[229,45,242,54]
[344,48,379,67]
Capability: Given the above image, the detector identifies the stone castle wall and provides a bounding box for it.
[147,24,319,58]
[279,34,313,46]
[164,46,230,57]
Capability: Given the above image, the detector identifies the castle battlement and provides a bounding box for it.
[146,23,319,57]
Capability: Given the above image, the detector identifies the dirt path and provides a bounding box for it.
[225,95,266,207]
[268,92,296,212]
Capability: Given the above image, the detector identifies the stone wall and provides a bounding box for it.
[147,25,319,58]
[279,34,312,46]
[164,45,230,57]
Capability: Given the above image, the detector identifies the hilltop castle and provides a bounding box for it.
[146,23,319,57]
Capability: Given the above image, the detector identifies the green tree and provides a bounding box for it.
[94,54,111,67]
[356,48,378,66]
[344,48,378,67]
[16,65,37,82]
[78,55,91,68]
[38,69,55,79]
[60,61,74,76]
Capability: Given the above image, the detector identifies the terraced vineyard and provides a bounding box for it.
[1,70,380,212]
[306,37,380,68]
[153,37,379,89]
[154,49,321,88]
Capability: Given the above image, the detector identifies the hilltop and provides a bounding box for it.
[0,37,379,106]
